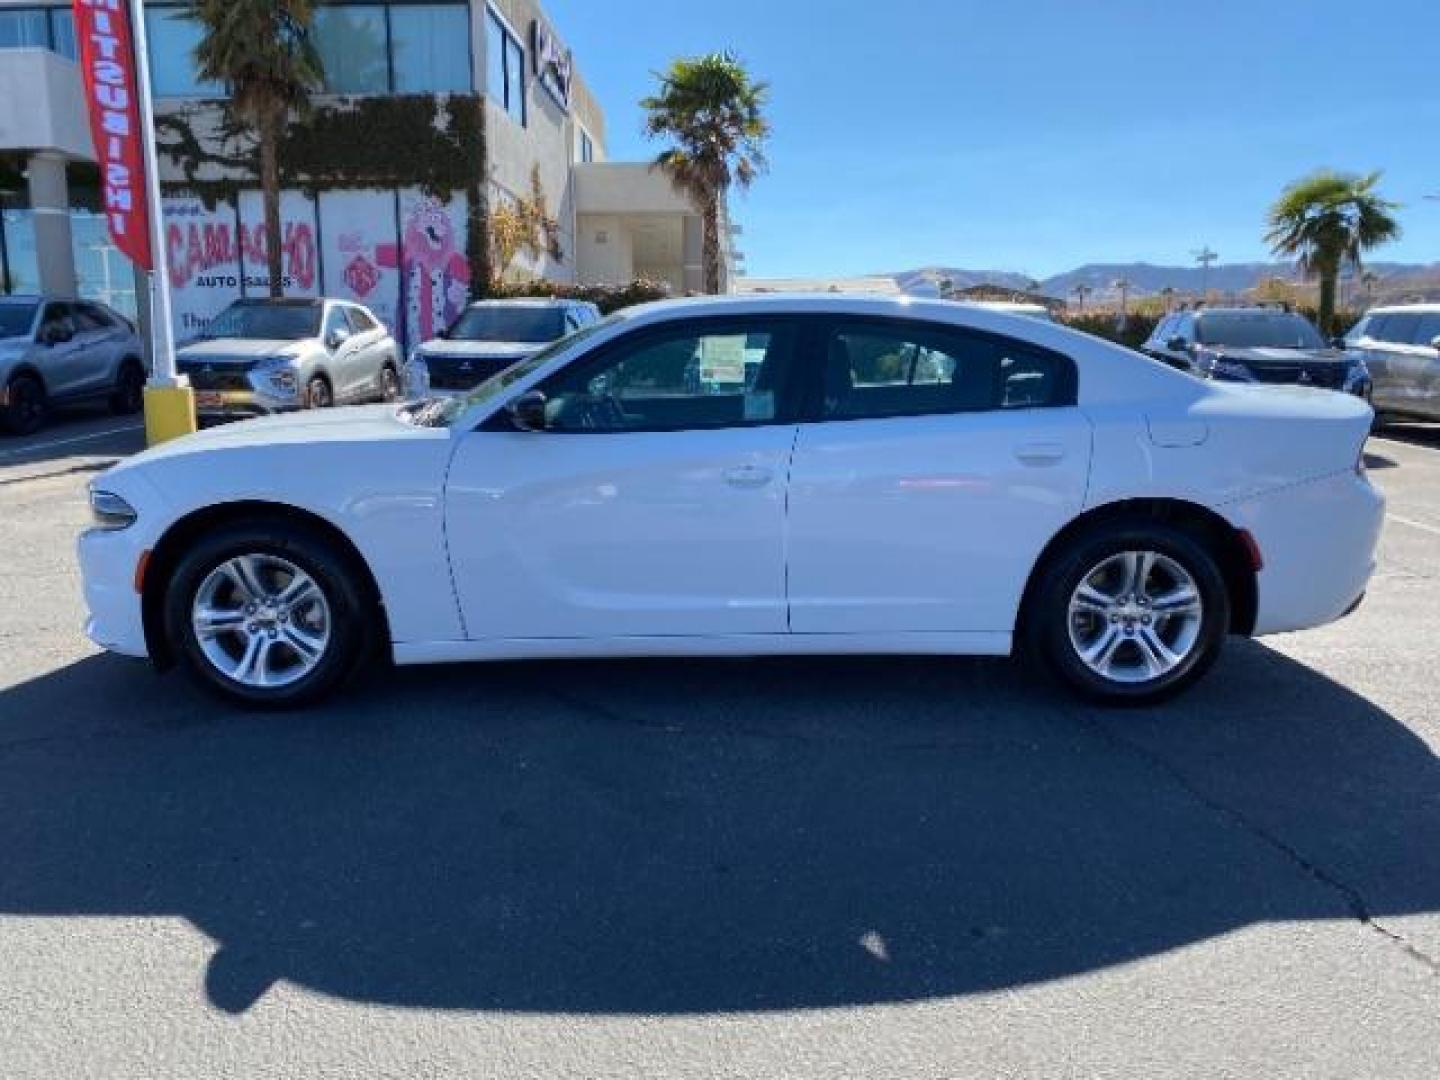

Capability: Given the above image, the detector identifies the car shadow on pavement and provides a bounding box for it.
[0,642,1436,1016]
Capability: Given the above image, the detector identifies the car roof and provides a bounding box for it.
[0,294,44,304]
[464,298,591,310]
[1365,303,1440,314]
[1194,307,1307,317]
[230,297,325,308]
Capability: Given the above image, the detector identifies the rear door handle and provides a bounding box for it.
[1015,441,1066,466]
[724,464,775,488]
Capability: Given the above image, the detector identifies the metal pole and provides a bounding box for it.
[129,0,179,386]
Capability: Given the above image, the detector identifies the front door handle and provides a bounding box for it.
[1015,441,1066,467]
[723,464,775,488]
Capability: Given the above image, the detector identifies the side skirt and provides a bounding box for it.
[392,632,1015,667]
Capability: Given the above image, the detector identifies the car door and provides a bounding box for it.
[1399,312,1440,419]
[342,305,384,397]
[786,317,1092,638]
[32,303,89,399]
[444,316,805,641]
[319,304,363,402]
[69,303,123,396]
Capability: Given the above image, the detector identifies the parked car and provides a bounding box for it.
[177,298,401,423]
[1344,303,1440,425]
[79,295,1382,709]
[0,295,146,436]
[1143,307,1371,399]
[407,299,603,395]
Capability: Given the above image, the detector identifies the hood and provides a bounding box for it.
[1208,346,1347,365]
[415,339,545,361]
[0,335,29,356]
[177,339,306,364]
[111,404,441,472]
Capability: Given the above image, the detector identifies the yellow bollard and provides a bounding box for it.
[143,383,198,447]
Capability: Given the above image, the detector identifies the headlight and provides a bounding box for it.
[252,356,298,396]
[89,489,137,531]
[1201,353,1256,383]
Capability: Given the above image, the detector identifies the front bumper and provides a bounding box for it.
[192,388,295,422]
[77,525,151,659]
[1223,470,1385,637]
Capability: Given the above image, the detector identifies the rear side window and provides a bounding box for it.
[820,322,1073,421]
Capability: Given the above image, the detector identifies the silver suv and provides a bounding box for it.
[1345,304,1440,424]
[0,295,147,436]
[177,298,402,423]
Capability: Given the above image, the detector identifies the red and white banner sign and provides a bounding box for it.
[73,0,152,270]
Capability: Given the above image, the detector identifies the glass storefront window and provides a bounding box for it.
[1,208,40,295]
[314,4,389,94]
[391,4,472,93]
[49,8,75,60]
[145,7,224,98]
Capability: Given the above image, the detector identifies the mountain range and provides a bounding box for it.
[891,262,1440,303]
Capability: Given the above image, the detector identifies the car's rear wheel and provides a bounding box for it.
[164,522,372,708]
[1028,522,1230,705]
[306,376,332,410]
[1,373,47,436]
[109,360,146,415]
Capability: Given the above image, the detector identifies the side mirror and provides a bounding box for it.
[326,327,351,351]
[435,327,450,340]
[1330,336,1347,350]
[1166,336,1189,352]
[40,322,73,346]
[1431,335,1440,352]
[506,390,548,432]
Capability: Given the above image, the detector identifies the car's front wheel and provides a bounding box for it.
[1,373,47,436]
[1028,522,1230,705]
[164,521,372,708]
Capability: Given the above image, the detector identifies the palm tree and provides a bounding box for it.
[1071,284,1093,313]
[642,52,770,295]
[191,0,323,298]
[1266,170,1401,335]
[1361,270,1381,302]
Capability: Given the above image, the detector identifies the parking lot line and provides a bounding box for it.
[0,423,144,462]
[1389,514,1440,538]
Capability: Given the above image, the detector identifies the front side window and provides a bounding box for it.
[145,7,224,97]
[538,322,799,433]
[391,3,471,92]
[346,306,379,333]
[821,323,1071,421]
[322,306,350,343]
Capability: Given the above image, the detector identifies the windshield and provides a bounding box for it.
[204,303,321,341]
[1197,312,1326,350]
[448,306,567,344]
[407,318,618,429]
[0,302,38,338]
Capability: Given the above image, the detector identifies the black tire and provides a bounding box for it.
[1025,521,1231,705]
[163,520,375,709]
[378,363,401,403]
[109,360,146,415]
[1,373,47,436]
[305,376,332,410]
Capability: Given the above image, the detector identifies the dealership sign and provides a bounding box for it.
[73,0,152,270]
[532,19,572,110]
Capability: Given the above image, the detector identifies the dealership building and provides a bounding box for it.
[0,0,735,349]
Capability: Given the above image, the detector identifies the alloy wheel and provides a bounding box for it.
[1066,550,1204,685]
[190,554,333,689]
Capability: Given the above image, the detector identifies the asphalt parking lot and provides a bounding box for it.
[1,410,1438,1079]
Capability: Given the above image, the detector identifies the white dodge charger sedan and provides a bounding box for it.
[78,295,1383,708]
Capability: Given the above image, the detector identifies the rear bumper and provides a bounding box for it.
[1222,470,1385,636]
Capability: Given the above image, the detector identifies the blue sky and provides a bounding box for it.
[546,0,1440,279]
